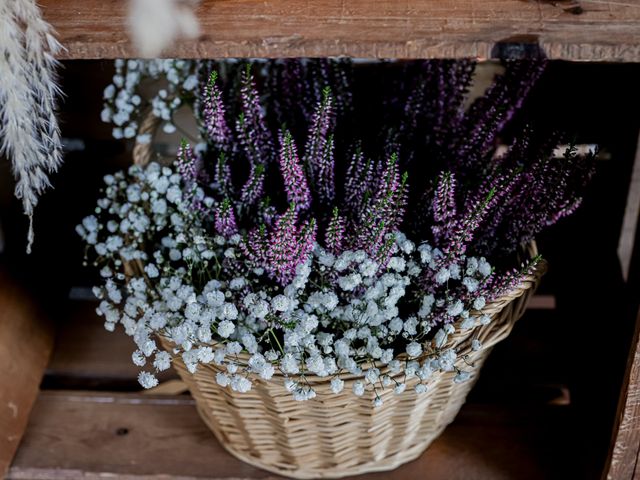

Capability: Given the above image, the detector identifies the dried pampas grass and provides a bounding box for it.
[0,0,64,253]
[128,0,200,57]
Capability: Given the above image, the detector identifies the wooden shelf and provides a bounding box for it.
[8,391,577,480]
[42,0,640,61]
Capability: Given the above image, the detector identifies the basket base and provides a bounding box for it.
[194,402,448,480]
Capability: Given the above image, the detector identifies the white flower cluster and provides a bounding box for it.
[101,59,198,141]
[79,163,496,407]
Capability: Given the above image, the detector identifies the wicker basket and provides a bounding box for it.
[132,115,546,479]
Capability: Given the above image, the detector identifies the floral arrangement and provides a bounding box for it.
[80,60,595,405]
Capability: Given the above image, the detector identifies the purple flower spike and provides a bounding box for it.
[482,255,542,301]
[242,204,317,285]
[355,153,408,259]
[279,130,311,211]
[269,205,299,283]
[433,172,457,223]
[240,163,265,207]
[325,207,345,254]
[176,140,198,184]
[214,198,238,237]
[344,148,377,217]
[236,65,273,165]
[213,152,232,195]
[304,87,335,203]
[203,71,231,152]
[241,224,270,267]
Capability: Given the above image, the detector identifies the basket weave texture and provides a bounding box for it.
[134,116,546,479]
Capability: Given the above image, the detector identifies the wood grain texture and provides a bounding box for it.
[605,310,640,480]
[0,271,54,477]
[618,132,640,281]
[8,391,574,479]
[41,0,640,61]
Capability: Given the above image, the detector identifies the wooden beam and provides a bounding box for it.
[604,189,640,479]
[42,0,640,61]
[8,390,577,479]
[0,271,54,477]
[618,131,640,281]
[604,309,640,479]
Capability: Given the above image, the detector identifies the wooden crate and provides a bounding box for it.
[1,3,639,477]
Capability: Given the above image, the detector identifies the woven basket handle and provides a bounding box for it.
[132,110,162,167]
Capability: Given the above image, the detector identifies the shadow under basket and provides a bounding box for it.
[157,243,545,479]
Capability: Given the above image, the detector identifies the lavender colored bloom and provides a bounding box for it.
[241,223,270,267]
[214,198,238,237]
[176,140,198,184]
[202,71,231,152]
[236,65,273,165]
[304,87,335,203]
[355,153,407,259]
[243,204,317,285]
[213,152,232,195]
[481,255,542,301]
[325,207,345,254]
[240,163,265,207]
[433,172,457,223]
[344,148,377,216]
[279,130,311,211]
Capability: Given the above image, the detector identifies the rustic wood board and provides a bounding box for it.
[41,0,640,61]
[605,312,640,479]
[0,271,54,477]
[8,391,576,479]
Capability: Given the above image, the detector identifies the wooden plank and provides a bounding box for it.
[618,131,640,281]
[41,0,640,61]
[604,309,640,480]
[8,390,577,479]
[604,194,640,479]
[0,270,54,477]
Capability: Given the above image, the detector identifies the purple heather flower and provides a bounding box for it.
[240,163,265,207]
[214,198,238,237]
[304,87,335,203]
[354,153,408,260]
[325,207,345,254]
[481,255,542,301]
[236,65,273,165]
[243,204,317,285]
[279,130,311,211]
[202,71,231,152]
[268,206,300,283]
[344,148,378,217]
[241,224,270,267]
[269,206,317,285]
[176,140,198,184]
[213,152,232,195]
[433,171,457,224]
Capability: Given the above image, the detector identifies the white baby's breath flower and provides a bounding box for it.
[406,342,422,358]
[138,371,159,389]
[271,295,290,312]
[217,320,235,338]
[330,377,344,394]
[153,351,171,371]
[352,381,365,396]
[216,372,230,387]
